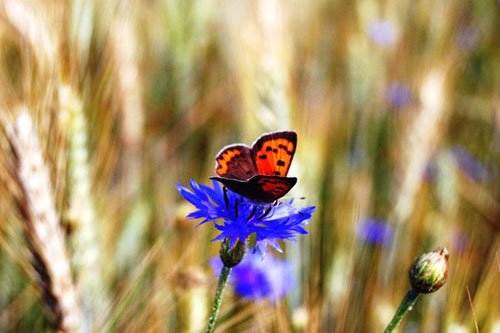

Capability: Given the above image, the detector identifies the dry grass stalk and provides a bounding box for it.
[5,109,83,333]
[392,68,449,224]
[0,0,57,71]
[220,0,292,134]
[59,84,110,327]
[382,66,452,285]
[110,11,144,196]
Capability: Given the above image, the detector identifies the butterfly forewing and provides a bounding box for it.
[214,144,257,180]
[252,131,297,177]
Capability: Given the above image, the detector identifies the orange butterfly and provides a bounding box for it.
[210,131,297,202]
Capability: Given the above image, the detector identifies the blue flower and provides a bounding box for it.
[356,218,394,246]
[177,180,315,253]
[367,20,398,46]
[451,231,469,254]
[424,158,438,182]
[385,82,412,109]
[450,147,490,182]
[211,252,294,302]
[456,25,481,50]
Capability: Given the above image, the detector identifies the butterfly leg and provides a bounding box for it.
[223,185,240,217]
[223,186,230,209]
[257,204,273,219]
[247,206,257,220]
[234,198,239,217]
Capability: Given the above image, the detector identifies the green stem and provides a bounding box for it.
[384,288,420,333]
[205,265,231,333]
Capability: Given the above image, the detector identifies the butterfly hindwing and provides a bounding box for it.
[214,144,257,180]
[252,131,297,177]
[210,175,297,203]
[250,175,297,202]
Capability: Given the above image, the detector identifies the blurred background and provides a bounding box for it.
[0,0,499,332]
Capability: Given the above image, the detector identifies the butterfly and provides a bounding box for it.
[210,130,297,202]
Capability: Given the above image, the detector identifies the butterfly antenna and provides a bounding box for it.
[281,195,306,202]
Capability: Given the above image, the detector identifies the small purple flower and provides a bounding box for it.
[385,82,412,109]
[451,147,490,182]
[423,158,438,182]
[356,218,394,246]
[211,252,294,302]
[367,20,398,46]
[451,232,469,254]
[177,180,315,253]
[456,25,481,50]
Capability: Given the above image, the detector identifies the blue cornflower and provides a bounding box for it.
[451,231,469,255]
[367,19,398,46]
[424,157,438,182]
[211,252,294,302]
[450,146,490,182]
[424,147,491,184]
[356,218,394,246]
[456,25,481,50]
[177,179,315,253]
[385,82,413,109]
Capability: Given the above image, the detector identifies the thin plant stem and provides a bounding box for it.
[384,288,420,333]
[205,265,232,333]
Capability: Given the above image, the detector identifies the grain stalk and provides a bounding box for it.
[110,12,144,196]
[5,109,84,333]
[383,66,451,283]
[220,0,292,134]
[59,84,110,328]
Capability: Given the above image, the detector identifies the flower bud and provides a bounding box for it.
[220,238,246,268]
[409,247,449,293]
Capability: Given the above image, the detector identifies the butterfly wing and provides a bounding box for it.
[211,175,297,202]
[252,131,297,177]
[214,144,257,180]
[249,175,297,202]
[213,131,298,202]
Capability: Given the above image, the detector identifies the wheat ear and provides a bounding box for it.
[5,109,84,333]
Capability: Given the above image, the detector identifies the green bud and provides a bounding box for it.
[409,247,449,293]
[219,238,246,268]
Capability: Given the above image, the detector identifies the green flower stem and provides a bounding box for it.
[205,265,232,333]
[384,288,420,333]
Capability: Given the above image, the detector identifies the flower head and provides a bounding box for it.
[451,146,490,182]
[385,82,412,109]
[177,180,315,253]
[356,218,394,247]
[367,19,398,46]
[211,252,294,302]
[409,247,449,294]
[456,25,481,50]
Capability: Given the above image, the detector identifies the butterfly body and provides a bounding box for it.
[211,131,297,202]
